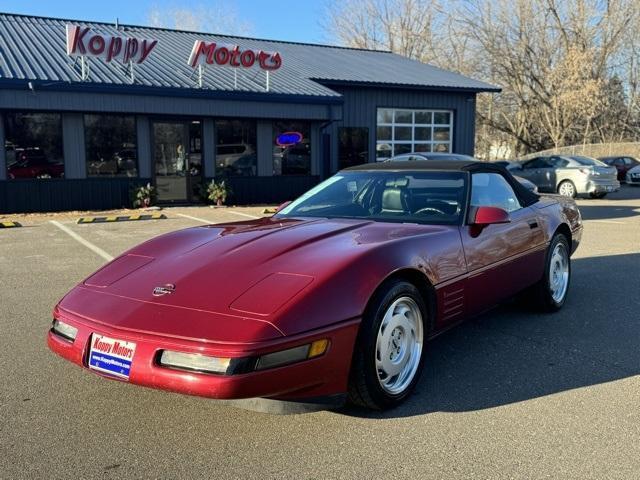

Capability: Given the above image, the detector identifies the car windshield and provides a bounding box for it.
[276,171,467,225]
[568,156,607,167]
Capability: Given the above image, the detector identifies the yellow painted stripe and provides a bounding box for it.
[129,214,141,220]
[105,216,117,222]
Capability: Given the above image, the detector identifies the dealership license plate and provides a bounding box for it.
[88,334,136,379]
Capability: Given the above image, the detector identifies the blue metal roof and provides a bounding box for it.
[0,13,500,100]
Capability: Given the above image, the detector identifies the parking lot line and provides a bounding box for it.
[175,213,212,224]
[49,220,114,262]
[227,210,260,219]
[587,219,627,225]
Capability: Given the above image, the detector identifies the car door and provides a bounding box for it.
[460,172,546,316]
[518,157,550,190]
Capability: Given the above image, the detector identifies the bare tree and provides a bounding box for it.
[146,2,253,37]
[323,0,640,156]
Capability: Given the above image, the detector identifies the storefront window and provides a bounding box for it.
[338,127,369,169]
[85,114,137,177]
[4,112,64,179]
[273,121,311,175]
[215,120,257,176]
[376,108,453,161]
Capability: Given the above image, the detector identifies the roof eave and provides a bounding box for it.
[0,78,345,105]
[313,78,501,93]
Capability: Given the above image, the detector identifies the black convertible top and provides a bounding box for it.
[344,160,475,172]
[343,160,540,206]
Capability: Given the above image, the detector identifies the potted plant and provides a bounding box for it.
[130,182,157,208]
[203,178,231,206]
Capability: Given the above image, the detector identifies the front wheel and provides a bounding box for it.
[348,279,427,410]
[527,234,571,312]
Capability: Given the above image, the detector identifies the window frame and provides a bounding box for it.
[215,118,258,177]
[3,110,65,180]
[84,113,139,178]
[468,171,524,219]
[376,108,454,161]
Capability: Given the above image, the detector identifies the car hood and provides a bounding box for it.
[59,217,453,341]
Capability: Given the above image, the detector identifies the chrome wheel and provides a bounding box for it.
[558,181,576,197]
[549,242,569,303]
[375,296,423,395]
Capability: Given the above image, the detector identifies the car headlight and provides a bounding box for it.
[158,339,330,375]
[51,319,78,341]
[159,351,232,375]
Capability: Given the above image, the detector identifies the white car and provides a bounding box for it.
[626,164,640,185]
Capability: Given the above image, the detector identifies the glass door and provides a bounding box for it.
[153,121,202,203]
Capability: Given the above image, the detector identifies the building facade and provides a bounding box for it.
[0,13,498,213]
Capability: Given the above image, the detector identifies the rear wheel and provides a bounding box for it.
[527,234,571,312]
[558,180,577,198]
[348,279,427,410]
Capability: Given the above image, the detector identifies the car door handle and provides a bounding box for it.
[528,220,539,229]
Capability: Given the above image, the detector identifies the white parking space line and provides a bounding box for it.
[227,210,260,219]
[586,219,627,225]
[175,213,212,224]
[49,221,114,262]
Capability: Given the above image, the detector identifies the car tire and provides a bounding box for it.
[589,192,607,199]
[557,180,577,198]
[348,279,427,410]
[527,234,571,312]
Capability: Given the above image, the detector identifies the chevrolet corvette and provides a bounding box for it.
[48,160,582,410]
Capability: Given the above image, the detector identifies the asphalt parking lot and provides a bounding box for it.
[1,190,639,480]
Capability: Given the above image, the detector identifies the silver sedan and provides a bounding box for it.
[509,155,619,198]
[626,164,640,185]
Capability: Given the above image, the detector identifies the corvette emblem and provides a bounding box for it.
[153,284,176,296]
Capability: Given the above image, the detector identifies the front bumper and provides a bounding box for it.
[47,308,360,402]
[626,173,640,184]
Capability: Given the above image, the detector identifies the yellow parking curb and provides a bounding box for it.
[77,213,166,224]
[0,221,22,228]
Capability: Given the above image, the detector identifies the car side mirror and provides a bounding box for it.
[472,206,511,227]
[275,201,292,213]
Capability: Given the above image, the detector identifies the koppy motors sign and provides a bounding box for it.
[66,24,158,64]
[188,40,282,71]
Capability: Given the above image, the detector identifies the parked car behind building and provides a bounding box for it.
[387,152,537,192]
[599,156,640,182]
[625,164,640,185]
[509,155,619,198]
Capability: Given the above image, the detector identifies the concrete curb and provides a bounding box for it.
[77,213,166,224]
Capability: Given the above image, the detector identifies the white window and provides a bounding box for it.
[376,108,453,161]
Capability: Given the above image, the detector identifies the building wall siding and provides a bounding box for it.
[0,89,340,121]
[136,115,153,179]
[62,113,86,179]
[0,117,5,181]
[0,178,144,213]
[327,85,477,171]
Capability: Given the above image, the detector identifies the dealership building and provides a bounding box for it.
[0,13,498,213]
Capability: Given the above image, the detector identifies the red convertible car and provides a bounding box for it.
[48,161,582,410]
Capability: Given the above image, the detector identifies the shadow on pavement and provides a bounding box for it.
[343,252,640,419]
